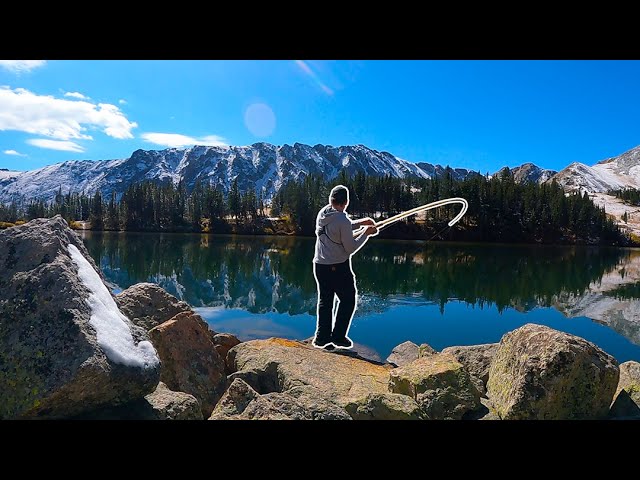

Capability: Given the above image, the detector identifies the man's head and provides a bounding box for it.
[330,185,349,211]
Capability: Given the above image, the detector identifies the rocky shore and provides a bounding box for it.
[1,216,638,420]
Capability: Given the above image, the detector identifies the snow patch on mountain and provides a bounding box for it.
[0,169,21,180]
[0,143,480,204]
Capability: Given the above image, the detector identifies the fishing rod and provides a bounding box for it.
[352,197,469,238]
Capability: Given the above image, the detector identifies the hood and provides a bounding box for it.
[318,205,344,227]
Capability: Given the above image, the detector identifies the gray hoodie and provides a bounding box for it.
[313,204,369,265]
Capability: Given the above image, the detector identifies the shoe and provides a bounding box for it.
[312,337,333,348]
[331,336,353,349]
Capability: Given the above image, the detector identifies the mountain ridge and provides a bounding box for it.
[0,142,480,204]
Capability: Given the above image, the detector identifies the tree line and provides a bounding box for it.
[0,179,265,233]
[609,187,640,206]
[0,167,630,245]
[272,168,626,245]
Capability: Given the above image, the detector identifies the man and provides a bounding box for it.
[312,185,378,349]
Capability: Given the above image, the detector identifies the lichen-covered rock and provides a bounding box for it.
[345,393,425,420]
[0,216,160,419]
[285,386,352,420]
[388,353,481,419]
[116,283,192,331]
[209,379,350,420]
[610,361,640,419]
[441,343,498,396]
[227,338,390,412]
[386,341,437,367]
[212,333,241,371]
[149,311,226,417]
[487,324,619,420]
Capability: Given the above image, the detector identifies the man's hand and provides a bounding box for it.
[365,226,378,236]
[358,218,376,226]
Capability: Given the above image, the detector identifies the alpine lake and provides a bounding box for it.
[81,231,640,363]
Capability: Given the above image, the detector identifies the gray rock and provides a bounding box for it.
[209,378,350,420]
[149,311,227,418]
[441,343,498,396]
[286,386,352,420]
[610,361,640,419]
[487,324,619,420]
[142,382,203,420]
[209,378,259,420]
[116,283,192,331]
[388,353,482,420]
[0,216,160,419]
[345,393,425,420]
[75,382,203,420]
[386,341,437,367]
[241,393,314,420]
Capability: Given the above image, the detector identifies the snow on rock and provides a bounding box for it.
[68,243,159,368]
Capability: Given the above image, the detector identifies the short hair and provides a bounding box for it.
[330,185,349,206]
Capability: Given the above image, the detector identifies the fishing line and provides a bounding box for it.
[352,197,469,240]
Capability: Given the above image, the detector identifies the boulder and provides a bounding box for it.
[441,343,498,396]
[389,353,481,419]
[212,333,241,371]
[116,283,192,331]
[227,338,390,415]
[149,311,226,417]
[0,216,160,419]
[141,382,203,420]
[75,382,202,420]
[209,378,351,420]
[209,378,259,420]
[386,340,437,367]
[610,361,640,419]
[345,393,425,420]
[487,324,619,420]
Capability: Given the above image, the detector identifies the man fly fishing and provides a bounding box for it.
[312,186,468,350]
[312,185,378,350]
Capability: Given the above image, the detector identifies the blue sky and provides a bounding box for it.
[1,60,640,173]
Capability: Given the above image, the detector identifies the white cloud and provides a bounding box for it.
[27,138,84,153]
[141,132,227,148]
[3,149,26,156]
[64,91,88,100]
[0,86,137,140]
[118,99,127,105]
[0,60,46,73]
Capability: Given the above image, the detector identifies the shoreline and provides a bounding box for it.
[78,228,640,250]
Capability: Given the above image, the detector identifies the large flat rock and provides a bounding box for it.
[227,338,391,409]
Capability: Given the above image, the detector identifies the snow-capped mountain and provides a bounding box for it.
[414,162,479,182]
[494,163,557,184]
[549,145,640,193]
[0,143,479,204]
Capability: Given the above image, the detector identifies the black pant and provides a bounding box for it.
[313,260,357,341]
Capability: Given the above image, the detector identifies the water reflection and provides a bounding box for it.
[81,231,640,359]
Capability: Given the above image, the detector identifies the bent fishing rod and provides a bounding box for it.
[352,197,469,238]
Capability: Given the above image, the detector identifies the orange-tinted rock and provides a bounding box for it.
[149,311,226,417]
